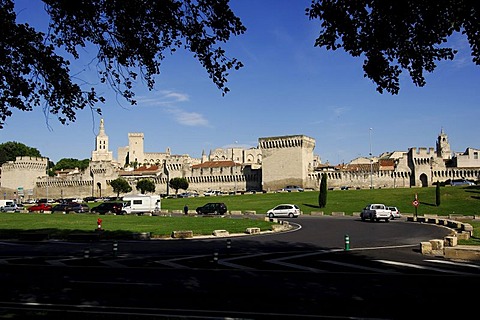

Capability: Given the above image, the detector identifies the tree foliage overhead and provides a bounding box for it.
[0,141,42,166]
[0,0,245,128]
[307,0,480,94]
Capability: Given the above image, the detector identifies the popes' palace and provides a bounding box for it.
[1,119,479,200]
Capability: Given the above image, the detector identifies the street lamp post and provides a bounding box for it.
[369,128,373,189]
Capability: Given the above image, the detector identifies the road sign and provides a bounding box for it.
[412,200,419,207]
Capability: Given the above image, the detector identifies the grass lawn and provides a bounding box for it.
[162,185,480,216]
[0,213,275,239]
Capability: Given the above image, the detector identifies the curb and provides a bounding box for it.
[406,215,480,261]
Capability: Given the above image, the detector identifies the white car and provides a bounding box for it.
[387,206,401,220]
[283,185,304,192]
[204,190,220,196]
[267,204,301,218]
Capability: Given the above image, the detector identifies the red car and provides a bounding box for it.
[27,203,52,213]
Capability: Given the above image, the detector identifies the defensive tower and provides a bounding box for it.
[259,135,315,191]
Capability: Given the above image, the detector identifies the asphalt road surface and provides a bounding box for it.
[1,216,479,319]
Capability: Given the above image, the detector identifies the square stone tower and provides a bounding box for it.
[259,135,315,191]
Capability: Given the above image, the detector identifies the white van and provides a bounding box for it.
[0,199,16,210]
[121,194,161,215]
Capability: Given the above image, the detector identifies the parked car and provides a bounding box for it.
[37,198,54,203]
[83,196,97,202]
[203,190,221,196]
[450,179,475,186]
[196,202,227,215]
[387,206,401,220]
[1,203,19,213]
[50,204,69,214]
[51,203,88,214]
[67,202,90,213]
[178,192,199,198]
[267,204,301,218]
[283,185,304,192]
[90,202,125,215]
[27,203,52,213]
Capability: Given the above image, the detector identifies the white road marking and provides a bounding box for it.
[375,259,473,275]
[322,260,400,274]
[425,259,480,270]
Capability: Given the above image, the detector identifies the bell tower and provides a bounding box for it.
[91,118,113,162]
[436,128,452,160]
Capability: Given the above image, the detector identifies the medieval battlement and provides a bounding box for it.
[1,156,48,171]
[128,132,144,138]
[410,147,435,157]
[259,135,315,150]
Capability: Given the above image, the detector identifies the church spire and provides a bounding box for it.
[99,118,105,135]
[436,128,451,160]
[91,118,113,162]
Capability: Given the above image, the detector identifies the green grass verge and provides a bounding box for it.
[0,214,275,239]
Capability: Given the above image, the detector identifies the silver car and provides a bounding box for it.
[283,185,304,192]
[1,204,19,213]
[267,204,301,218]
[387,206,401,220]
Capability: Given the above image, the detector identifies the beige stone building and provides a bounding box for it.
[1,121,479,201]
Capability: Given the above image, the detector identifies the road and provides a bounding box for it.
[1,216,479,319]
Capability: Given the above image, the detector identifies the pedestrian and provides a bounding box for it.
[183,204,188,215]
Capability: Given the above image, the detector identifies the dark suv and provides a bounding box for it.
[51,202,89,214]
[90,202,124,215]
[196,202,227,215]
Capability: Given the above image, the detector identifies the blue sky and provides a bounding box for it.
[3,0,480,164]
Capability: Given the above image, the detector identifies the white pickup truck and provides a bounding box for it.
[360,204,391,222]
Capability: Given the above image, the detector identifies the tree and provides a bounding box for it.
[0,0,245,128]
[52,158,90,171]
[0,141,42,166]
[306,1,480,94]
[110,178,132,198]
[169,177,189,195]
[318,173,327,208]
[435,181,441,207]
[136,179,155,194]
